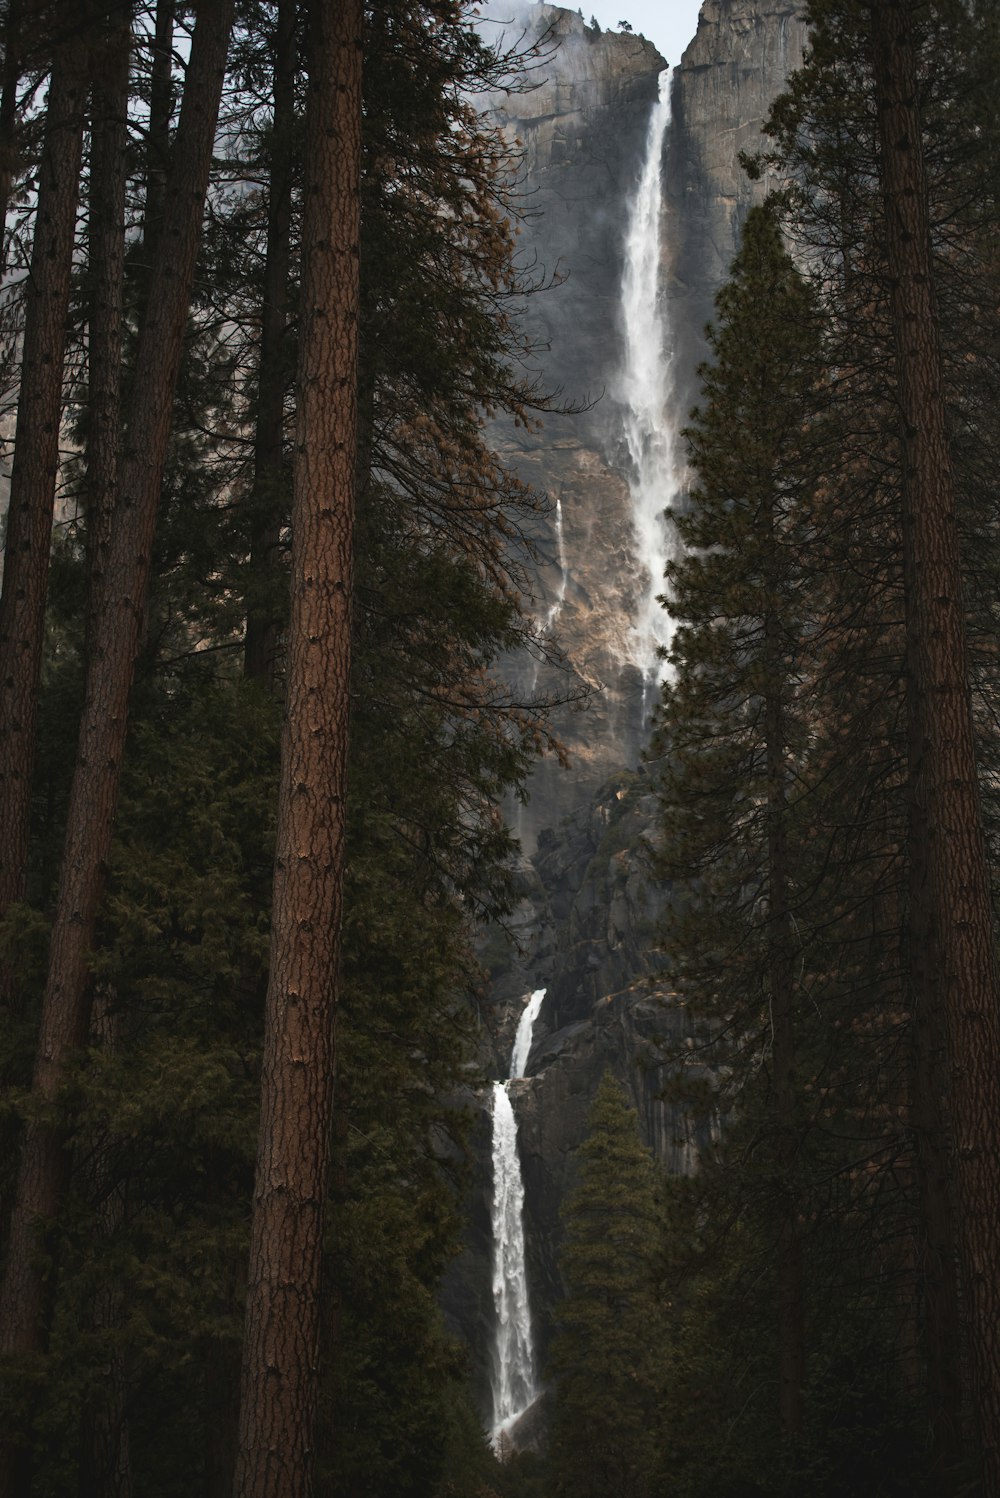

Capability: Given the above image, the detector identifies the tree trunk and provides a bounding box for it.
[233,0,362,1491]
[0,11,87,957]
[870,3,1000,1489]
[243,0,296,688]
[905,655,962,1485]
[85,2,130,631]
[77,991,132,1498]
[0,8,235,1487]
[0,0,24,270]
[764,604,804,1438]
[142,0,174,251]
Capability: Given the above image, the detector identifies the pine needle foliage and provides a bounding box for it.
[547,1073,665,1498]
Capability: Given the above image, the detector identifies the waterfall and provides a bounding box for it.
[543,494,568,634]
[620,68,678,690]
[489,987,546,1448]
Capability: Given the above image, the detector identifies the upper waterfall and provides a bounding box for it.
[620,67,678,687]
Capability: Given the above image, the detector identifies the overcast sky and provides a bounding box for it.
[576,0,704,68]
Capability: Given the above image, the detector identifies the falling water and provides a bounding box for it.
[620,68,679,690]
[543,495,568,634]
[489,987,546,1448]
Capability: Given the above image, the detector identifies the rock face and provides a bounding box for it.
[446,0,808,1430]
[489,7,668,850]
[669,0,811,408]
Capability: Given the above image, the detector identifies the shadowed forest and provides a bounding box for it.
[1,2,1000,1496]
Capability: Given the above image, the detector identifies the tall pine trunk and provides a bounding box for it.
[0,7,235,1488]
[870,3,1000,1488]
[905,659,962,1484]
[243,0,296,688]
[143,0,174,251]
[0,12,87,971]
[233,0,362,1491]
[764,608,804,1438]
[85,1,130,629]
[0,0,23,271]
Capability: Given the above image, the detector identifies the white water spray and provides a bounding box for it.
[489,987,546,1448]
[620,69,679,688]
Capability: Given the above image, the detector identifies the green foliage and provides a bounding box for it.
[649,197,934,1493]
[547,1073,665,1498]
[0,2,559,1492]
[653,202,828,1116]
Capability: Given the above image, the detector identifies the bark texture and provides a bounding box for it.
[0,5,236,1478]
[870,3,1000,1489]
[85,4,130,629]
[765,618,804,1439]
[0,17,87,947]
[243,0,296,687]
[906,663,962,1484]
[233,0,362,1491]
[0,0,23,264]
[143,0,174,251]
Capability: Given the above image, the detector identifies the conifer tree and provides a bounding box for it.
[233,0,362,1491]
[0,7,236,1484]
[653,203,826,1443]
[548,1073,665,1498]
[0,2,558,1490]
[0,7,88,980]
[651,193,934,1493]
[868,3,1000,1484]
[752,3,1000,1484]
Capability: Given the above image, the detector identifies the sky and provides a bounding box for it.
[577,1,705,69]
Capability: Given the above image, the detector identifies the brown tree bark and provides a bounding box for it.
[0,7,87,965]
[77,990,132,1498]
[85,1,130,630]
[0,7,235,1487]
[142,0,174,251]
[233,0,362,1491]
[243,0,296,688]
[764,612,805,1440]
[0,0,24,267]
[905,665,962,1485]
[870,3,1000,1489]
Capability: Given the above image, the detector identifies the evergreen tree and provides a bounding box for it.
[234,0,362,1488]
[750,3,1000,1484]
[0,3,560,1492]
[0,16,237,1476]
[868,5,1000,1480]
[547,1074,665,1498]
[651,199,930,1494]
[652,202,826,1446]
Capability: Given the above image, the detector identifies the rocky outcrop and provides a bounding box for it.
[668,0,810,407]
[490,8,668,848]
[491,1,808,851]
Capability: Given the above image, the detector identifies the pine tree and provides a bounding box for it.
[0,3,561,1490]
[0,5,237,1484]
[650,193,935,1493]
[751,3,1000,1484]
[653,203,827,1443]
[0,6,87,986]
[547,1074,665,1498]
[233,0,362,1490]
[868,4,1000,1484]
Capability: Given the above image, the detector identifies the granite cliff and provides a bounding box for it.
[448,0,809,1430]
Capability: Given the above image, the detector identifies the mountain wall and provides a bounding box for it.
[449,0,808,1429]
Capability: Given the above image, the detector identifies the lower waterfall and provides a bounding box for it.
[489,987,546,1449]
